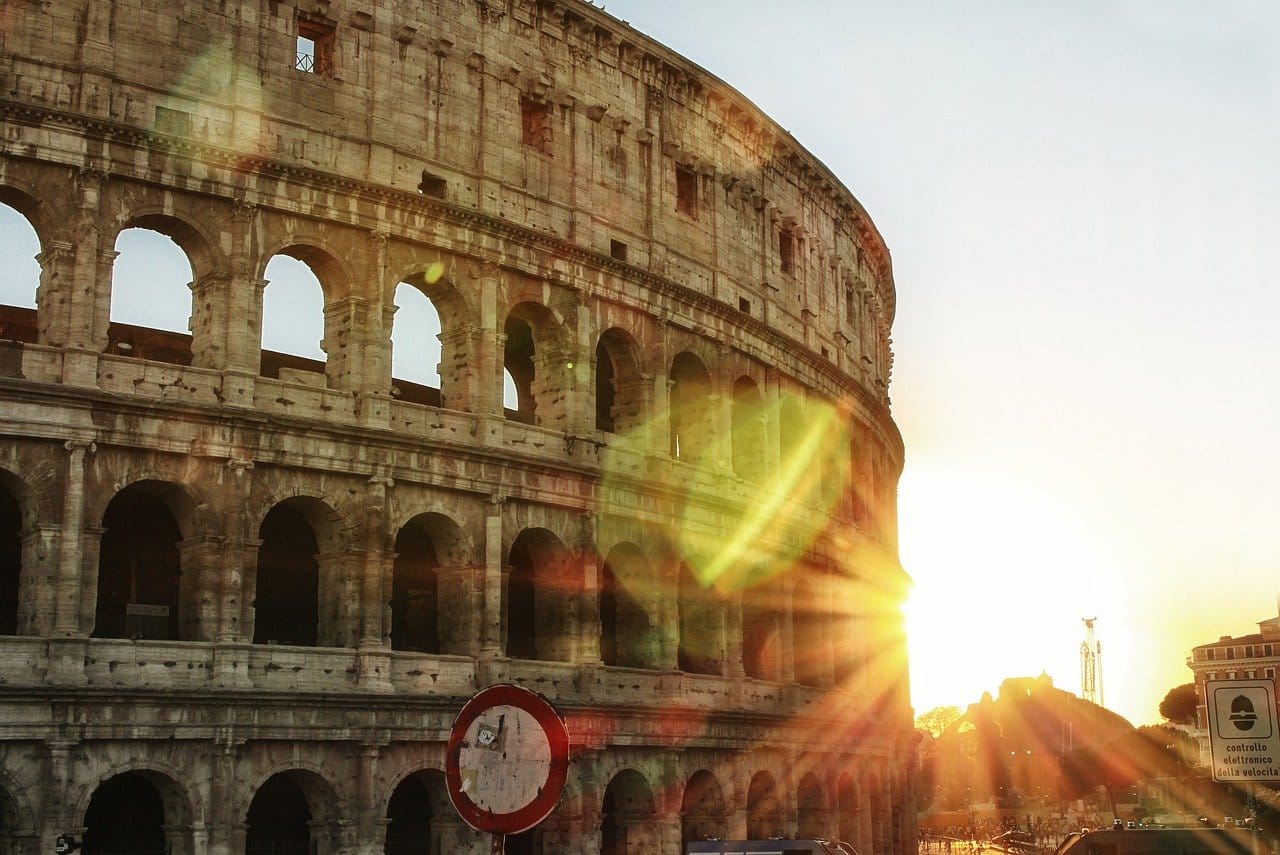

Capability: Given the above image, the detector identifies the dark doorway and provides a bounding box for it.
[83,772,168,855]
[0,485,20,635]
[385,770,448,854]
[255,503,320,646]
[95,488,182,640]
[246,773,312,855]
[391,522,440,653]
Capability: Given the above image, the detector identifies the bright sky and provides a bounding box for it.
[1,2,1277,726]
[599,0,1280,725]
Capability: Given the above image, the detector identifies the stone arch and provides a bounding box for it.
[93,479,206,642]
[502,300,570,428]
[384,768,454,855]
[505,527,580,662]
[258,240,351,385]
[837,772,860,844]
[391,511,472,655]
[730,375,766,481]
[745,769,784,840]
[0,183,55,255]
[0,189,44,341]
[599,541,659,670]
[867,771,884,854]
[252,495,347,648]
[793,576,826,687]
[244,767,342,855]
[0,468,31,637]
[669,350,713,461]
[779,392,806,465]
[680,769,727,845]
[595,326,645,435]
[742,579,784,681]
[79,767,197,855]
[796,771,827,838]
[600,768,656,855]
[0,766,36,850]
[677,560,725,675]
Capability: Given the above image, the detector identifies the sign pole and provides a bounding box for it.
[491,833,505,854]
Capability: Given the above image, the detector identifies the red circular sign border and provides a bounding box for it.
[445,684,570,835]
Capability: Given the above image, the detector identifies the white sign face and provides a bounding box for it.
[1205,679,1280,781]
[455,704,552,814]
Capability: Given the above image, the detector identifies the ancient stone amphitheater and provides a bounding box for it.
[0,1,913,853]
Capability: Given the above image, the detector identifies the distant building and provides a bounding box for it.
[1187,611,1280,766]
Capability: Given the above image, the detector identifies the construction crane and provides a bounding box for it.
[1080,617,1103,706]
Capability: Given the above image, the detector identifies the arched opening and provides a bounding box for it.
[260,252,328,381]
[794,579,825,687]
[731,376,765,480]
[742,586,783,681]
[601,769,656,855]
[506,528,577,662]
[505,828,543,855]
[83,772,175,855]
[385,770,451,854]
[503,313,536,424]
[669,352,711,460]
[837,773,859,844]
[868,775,883,854]
[390,281,443,407]
[779,395,805,464]
[681,770,726,845]
[392,517,439,653]
[600,543,656,669]
[0,481,21,635]
[246,771,330,855]
[833,608,864,687]
[254,501,323,647]
[108,225,199,365]
[745,771,783,840]
[0,199,40,343]
[595,328,644,435]
[94,484,185,640]
[677,562,723,675]
[797,772,827,838]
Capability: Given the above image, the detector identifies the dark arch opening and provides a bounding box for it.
[503,314,536,424]
[677,562,723,675]
[506,529,576,662]
[838,774,859,843]
[742,587,782,681]
[391,519,441,653]
[797,772,826,838]
[246,774,312,855]
[600,544,654,669]
[254,503,320,647]
[746,771,783,840]
[681,770,726,845]
[83,772,167,855]
[601,769,655,855]
[385,770,449,855]
[94,487,183,640]
[794,580,825,687]
[595,338,617,433]
[0,484,20,635]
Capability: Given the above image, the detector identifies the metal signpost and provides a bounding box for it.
[445,684,570,854]
[1204,678,1280,782]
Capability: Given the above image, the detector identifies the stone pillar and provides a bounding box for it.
[437,323,487,413]
[435,564,484,656]
[41,738,79,845]
[480,500,504,657]
[762,384,781,481]
[17,523,60,636]
[658,559,679,671]
[323,295,370,393]
[178,535,224,642]
[353,742,386,855]
[34,240,75,347]
[51,440,92,650]
[612,372,652,445]
[205,738,245,855]
[531,343,574,433]
[780,583,795,685]
[578,515,601,666]
[726,593,744,679]
[356,475,393,691]
[819,574,837,687]
[317,547,362,649]
[218,202,266,407]
[654,374,674,458]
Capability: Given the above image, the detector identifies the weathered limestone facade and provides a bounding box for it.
[0,1,913,853]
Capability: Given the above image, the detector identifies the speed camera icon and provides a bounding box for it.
[1229,695,1258,732]
[1213,685,1273,739]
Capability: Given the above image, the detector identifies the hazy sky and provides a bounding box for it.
[599,0,1280,724]
[1,2,1276,726]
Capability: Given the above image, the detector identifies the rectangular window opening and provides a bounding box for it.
[296,19,335,75]
[520,96,551,153]
[738,297,751,314]
[610,239,628,262]
[675,165,698,217]
[419,170,447,198]
[779,226,795,274]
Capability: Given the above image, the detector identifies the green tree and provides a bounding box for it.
[1159,683,1198,725]
[916,704,963,737]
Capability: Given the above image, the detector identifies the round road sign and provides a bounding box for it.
[445,684,570,835]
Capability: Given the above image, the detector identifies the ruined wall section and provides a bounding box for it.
[0,0,894,399]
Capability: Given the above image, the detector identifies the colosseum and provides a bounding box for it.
[0,1,912,853]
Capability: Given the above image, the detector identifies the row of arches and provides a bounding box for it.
[0,471,868,685]
[10,761,893,854]
[0,198,884,488]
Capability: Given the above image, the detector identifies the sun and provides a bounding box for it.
[899,465,1127,717]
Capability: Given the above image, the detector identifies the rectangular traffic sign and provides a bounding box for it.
[1205,679,1280,781]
